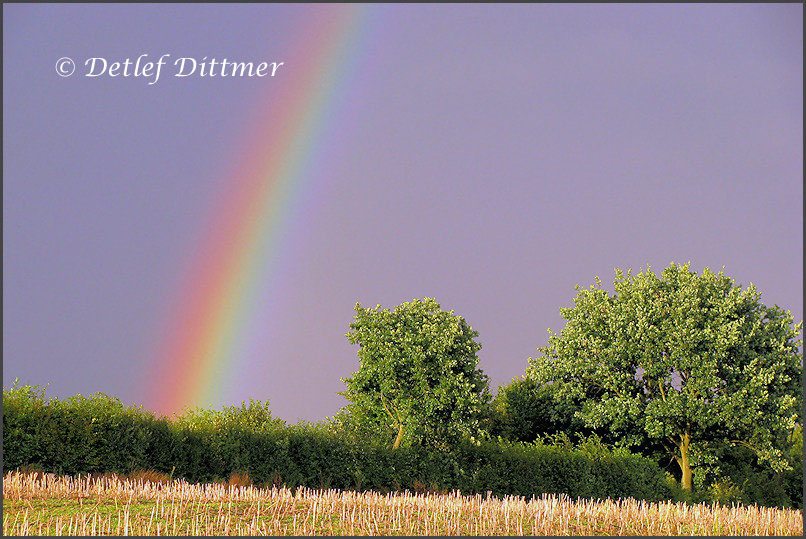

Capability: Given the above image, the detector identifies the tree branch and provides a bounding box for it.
[729,439,761,453]
[659,381,668,402]
[378,391,398,424]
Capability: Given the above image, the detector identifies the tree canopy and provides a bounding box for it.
[340,298,490,449]
[488,376,585,444]
[528,263,802,492]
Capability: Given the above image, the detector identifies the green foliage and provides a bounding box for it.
[177,399,286,432]
[3,384,677,504]
[341,298,491,449]
[2,380,162,475]
[693,426,803,509]
[488,376,592,444]
[528,262,803,492]
[166,400,287,484]
[446,437,671,502]
[6,382,801,507]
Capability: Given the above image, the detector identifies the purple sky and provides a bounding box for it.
[3,4,802,422]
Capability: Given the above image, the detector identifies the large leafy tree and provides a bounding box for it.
[528,263,802,492]
[341,298,491,449]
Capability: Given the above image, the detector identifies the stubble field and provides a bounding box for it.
[2,471,802,536]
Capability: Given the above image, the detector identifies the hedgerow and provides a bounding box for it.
[8,382,792,506]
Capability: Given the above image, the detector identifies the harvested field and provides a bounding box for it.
[2,471,802,536]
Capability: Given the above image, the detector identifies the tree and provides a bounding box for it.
[528,263,802,492]
[488,376,585,444]
[340,298,491,449]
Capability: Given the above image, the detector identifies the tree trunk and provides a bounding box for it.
[675,432,693,492]
[392,422,404,450]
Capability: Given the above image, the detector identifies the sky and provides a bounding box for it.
[3,4,802,423]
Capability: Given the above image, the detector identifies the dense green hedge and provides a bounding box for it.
[0,384,710,504]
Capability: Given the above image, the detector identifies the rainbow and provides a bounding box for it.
[149,5,368,417]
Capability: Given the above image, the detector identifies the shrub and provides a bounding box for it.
[14,383,802,506]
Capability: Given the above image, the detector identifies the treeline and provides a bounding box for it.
[3,383,670,503]
[3,264,802,509]
[3,382,801,508]
[337,276,802,510]
[487,376,803,509]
